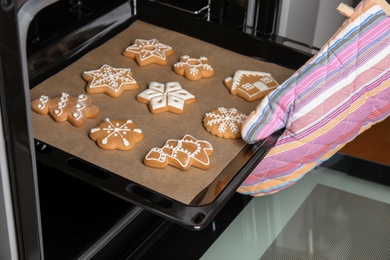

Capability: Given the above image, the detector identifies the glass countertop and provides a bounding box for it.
[201,166,390,260]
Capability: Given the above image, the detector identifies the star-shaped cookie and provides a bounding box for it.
[82,64,139,98]
[31,92,99,127]
[144,134,213,171]
[224,70,278,102]
[89,118,144,150]
[137,82,196,114]
[122,39,174,66]
[173,55,214,81]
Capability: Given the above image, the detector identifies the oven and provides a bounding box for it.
[1,0,388,259]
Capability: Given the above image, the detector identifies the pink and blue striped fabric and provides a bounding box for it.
[238,0,390,196]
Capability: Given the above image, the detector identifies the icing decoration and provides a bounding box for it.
[36,95,49,111]
[203,107,247,139]
[31,92,99,127]
[89,118,144,150]
[224,70,279,102]
[82,64,138,97]
[122,39,173,66]
[137,82,196,114]
[144,134,213,170]
[173,55,214,80]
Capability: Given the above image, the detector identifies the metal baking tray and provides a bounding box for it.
[35,131,280,230]
[30,19,292,230]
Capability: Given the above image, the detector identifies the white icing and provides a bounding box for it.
[78,94,87,100]
[145,148,167,163]
[54,93,69,117]
[228,70,272,92]
[36,95,49,110]
[83,64,136,91]
[205,107,247,134]
[72,99,86,121]
[137,82,195,112]
[237,81,277,99]
[174,56,214,75]
[93,118,141,148]
[122,138,129,146]
[125,39,172,61]
[145,134,212,169]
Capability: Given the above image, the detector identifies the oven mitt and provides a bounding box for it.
[238,0,390,196]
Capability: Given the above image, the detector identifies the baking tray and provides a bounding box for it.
[31,20,293,229]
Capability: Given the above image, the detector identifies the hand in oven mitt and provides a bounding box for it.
[238,0,390,196]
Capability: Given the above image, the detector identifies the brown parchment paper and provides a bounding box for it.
[30,20,294,204]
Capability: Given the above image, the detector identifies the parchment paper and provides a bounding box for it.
[30,20,294,204]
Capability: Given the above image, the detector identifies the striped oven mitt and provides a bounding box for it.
[238,0,390,196]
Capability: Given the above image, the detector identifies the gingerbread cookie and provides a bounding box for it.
[122,39,174,66]
[224,70,278,102]
[89,118,144,150]
[173,55,214,81]
[82,64,139,97]
[31,93,99,127]
[203,107,247,139]
[137,82,196,114]
[144,134,213,171]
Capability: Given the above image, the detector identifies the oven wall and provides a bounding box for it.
[0,108,18,260]
[277,0,355,50]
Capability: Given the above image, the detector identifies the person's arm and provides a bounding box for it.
[238,0,390,196]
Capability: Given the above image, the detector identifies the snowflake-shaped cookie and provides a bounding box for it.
[122,39,174,66]
[203,107,247,139]
[31,92,99,127]
[144,134,213,171]
[89,118,144,150]
[224,70,278,102]
[137,82,196,114]
[173,55,214,81]
[82,64,139,97]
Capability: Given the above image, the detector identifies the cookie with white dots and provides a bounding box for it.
[31,92,99,127]
[144,134,213,170]
[89,118,144,150]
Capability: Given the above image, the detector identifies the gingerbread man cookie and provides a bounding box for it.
[89,118,144,150]
[137,82,196,114]
[122,39,174,66]
[224,70,278,102]
[144,134,213,171]
[203,107,247,139]
[31,93,99,127]
[82,64,139,97]
[173,55,214,81]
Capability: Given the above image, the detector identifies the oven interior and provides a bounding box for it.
[22,0,341,258]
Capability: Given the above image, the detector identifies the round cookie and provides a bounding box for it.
[89,118,144,150]
[122,39,174,66]
[173,55,214,81]
[203,107,247,139]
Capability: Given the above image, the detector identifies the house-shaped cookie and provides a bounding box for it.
[224,70,278,102]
